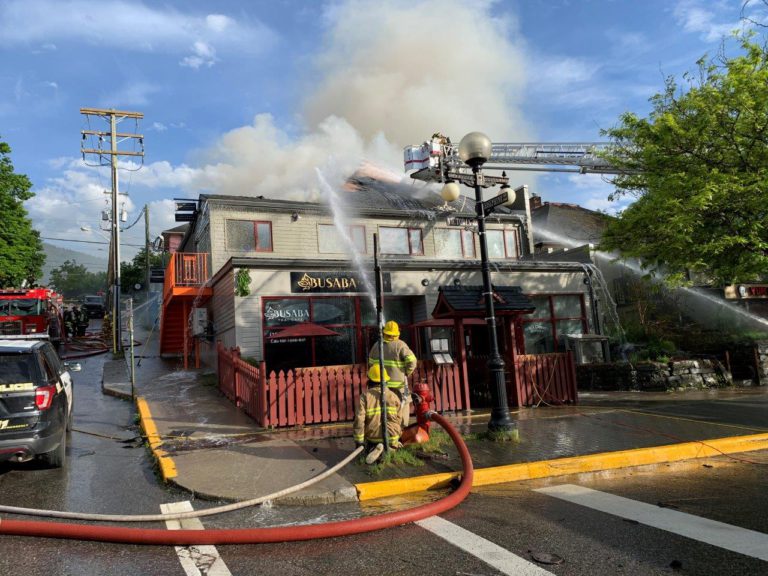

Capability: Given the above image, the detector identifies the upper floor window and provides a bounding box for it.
[226,220,273,252]
[380,227,423,255]
[318,224,366,254]
[486,229,520,259]
[434,228,476,258]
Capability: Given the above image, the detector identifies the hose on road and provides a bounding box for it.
[0,413,473,545]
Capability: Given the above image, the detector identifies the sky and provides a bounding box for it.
[0,0,764,263]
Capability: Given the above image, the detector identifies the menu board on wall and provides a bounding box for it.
[290,271,391,293]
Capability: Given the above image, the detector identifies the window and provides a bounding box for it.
[521,294,586,353]
[435,229,476,258]
[318,224,366,254]
[486,229,520,259]
[380,227,423,255]
[226,220,273,252]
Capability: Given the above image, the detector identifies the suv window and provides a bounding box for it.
[40,355,57,383]
[41,343,61,374]
[0,354,36,384]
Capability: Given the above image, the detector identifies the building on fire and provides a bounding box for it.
[160,170,607,420]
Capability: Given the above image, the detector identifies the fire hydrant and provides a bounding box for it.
[401,381,434,445]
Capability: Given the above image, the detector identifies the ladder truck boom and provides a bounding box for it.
[404,135,621,183]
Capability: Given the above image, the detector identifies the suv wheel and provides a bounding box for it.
[40,429,66,469]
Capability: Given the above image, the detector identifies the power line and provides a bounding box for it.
[40,236,144,247]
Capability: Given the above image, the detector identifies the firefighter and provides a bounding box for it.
[353,364,402,456]
[63,306,74,338]
[72,305,87,337]
[368,320,417,429]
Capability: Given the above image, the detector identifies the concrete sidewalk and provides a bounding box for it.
[102,333,768,506]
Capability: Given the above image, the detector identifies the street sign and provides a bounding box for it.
[446,216,477,227]
[481,191,509,213]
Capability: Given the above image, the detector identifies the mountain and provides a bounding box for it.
[39,243,108,285]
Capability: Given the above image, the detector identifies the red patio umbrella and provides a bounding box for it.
[266,322,342,340]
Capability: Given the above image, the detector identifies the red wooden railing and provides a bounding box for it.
[163,252,209,303]
[216,343,463,428]
[513,352,578,407]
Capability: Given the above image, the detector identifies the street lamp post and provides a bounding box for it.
[441,132,514,432]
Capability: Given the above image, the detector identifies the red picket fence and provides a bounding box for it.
[514,352,578,407]
[216,343,463,428]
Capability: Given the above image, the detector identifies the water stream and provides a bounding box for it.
[315,168,376,310]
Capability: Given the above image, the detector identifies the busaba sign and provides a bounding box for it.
[290,271,391,293]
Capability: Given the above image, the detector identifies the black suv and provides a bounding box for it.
[0,339,75,468]
[82,295,105,318]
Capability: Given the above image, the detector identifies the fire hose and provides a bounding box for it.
[0,412,473,545]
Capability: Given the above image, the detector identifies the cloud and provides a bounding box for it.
[99,81,160,107]
[151,122,167,132]
[0,1,277,66]
[672,0,742,42]
[180,41,217,69]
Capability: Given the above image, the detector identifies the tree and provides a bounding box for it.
[50,260,108,299]
[601,34,768,285]
[120,248,164,294]
[0,139,44,287]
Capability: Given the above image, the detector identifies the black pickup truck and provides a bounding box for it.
[81,295,105,318]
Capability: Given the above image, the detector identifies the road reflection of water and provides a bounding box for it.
[198,490,445,530]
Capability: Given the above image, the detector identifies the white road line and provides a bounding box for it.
[161,501,233,576]
[416,516,555,576]
[536,484,768,562]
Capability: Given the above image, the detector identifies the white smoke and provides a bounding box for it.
[190,0,531,200]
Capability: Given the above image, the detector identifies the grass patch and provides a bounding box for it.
[416,429,451,453]
[363,447,424,476]
[477,428,520,443]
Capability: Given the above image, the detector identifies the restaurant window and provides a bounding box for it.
[226,220,273,252]
[486,229,519,259]
[521,294,586,353]
[434,229,476,258]
[318,224,366,254]
[380,227,423,255]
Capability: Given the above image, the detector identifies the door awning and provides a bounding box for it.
[432,285,535,318]
[411,317,487,328]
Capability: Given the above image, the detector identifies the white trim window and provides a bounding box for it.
[434,228,476,258]
[380,227,424,255]
[318,224,366,254]
[485,229,520,259]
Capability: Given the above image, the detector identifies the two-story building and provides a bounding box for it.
[162,172,596,412]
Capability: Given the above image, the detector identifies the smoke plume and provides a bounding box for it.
[191,0,530,200]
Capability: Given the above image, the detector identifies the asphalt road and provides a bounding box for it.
[1,349,766,575]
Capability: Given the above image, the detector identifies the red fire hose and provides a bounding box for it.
[0,412,473,545]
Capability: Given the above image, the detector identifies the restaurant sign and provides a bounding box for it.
[290,271,391,293]
[724,284,768,299]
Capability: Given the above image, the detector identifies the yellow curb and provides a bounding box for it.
[355,432,768,501]
[136,396,177,480]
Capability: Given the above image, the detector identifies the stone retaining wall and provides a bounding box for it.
[757,341,768,382]
[577,358,734,392]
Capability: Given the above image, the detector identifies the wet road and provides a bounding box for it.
[1,352,766,575]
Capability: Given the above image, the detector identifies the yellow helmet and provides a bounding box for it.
[367,364,390,383]
[382,320,400,337]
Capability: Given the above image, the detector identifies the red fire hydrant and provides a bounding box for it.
[401,381,434,445]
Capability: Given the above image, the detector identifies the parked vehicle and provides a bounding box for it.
[0,339,78,468]
[82,295,105,319]
[0,288,66,350]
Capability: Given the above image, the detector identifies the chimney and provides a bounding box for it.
[530,193,542,210]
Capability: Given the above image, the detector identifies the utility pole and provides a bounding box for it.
[144,205,150,297]
[80,108,144,353]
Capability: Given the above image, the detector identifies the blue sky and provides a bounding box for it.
[0,0,762,261]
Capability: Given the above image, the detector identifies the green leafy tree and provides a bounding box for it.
[601,34,768,285]
[0,139,44,287]
[50,260,108,299]
[120,248,164,294]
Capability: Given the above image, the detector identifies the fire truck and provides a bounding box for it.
[0,288,66,349]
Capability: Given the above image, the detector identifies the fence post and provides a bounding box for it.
[232,347,242,407]
[259,361,268,427]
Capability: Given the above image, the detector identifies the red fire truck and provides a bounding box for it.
[0,288,66,349]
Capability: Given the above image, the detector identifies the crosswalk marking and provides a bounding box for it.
[416,516,555,575]
[161,501,233,576]
[536,484,768,562]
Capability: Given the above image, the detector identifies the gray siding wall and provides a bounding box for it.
[205,204,525,276]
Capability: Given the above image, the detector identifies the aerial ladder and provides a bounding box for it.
[404,134,625,184]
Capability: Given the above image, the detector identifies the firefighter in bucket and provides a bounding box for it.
[353,364,402,464]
